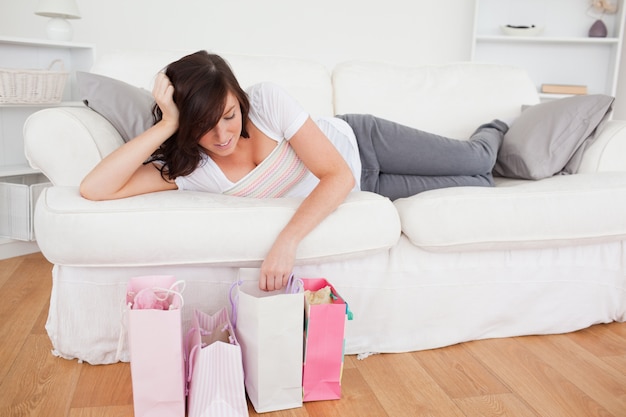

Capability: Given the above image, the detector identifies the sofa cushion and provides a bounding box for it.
[34,188,400,266]
[394,172,626,252]
[77,71,155,142]
[494,94,614,180]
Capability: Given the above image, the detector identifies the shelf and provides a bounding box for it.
[538,93,582,100]
[475,35,620,44]
[472,0,624,100]
[0,165,40,177]
[0,35,94,50]
[0,101,84,108]
[0,38,94,252]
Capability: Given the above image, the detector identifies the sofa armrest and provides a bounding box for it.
[578,119,626,173]
[24,107,124,186]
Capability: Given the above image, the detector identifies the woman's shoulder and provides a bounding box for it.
[246,81,290,100]
[247,81,308,140]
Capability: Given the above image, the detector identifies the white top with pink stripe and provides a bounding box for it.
[175,82,361,198]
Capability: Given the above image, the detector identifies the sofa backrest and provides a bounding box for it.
[332,61,540,139]
[90,49,334,119]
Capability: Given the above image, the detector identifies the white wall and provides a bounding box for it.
[0,0,474,67]
[1,0,625,118]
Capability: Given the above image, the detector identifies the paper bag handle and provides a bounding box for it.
[185,326,210,389]
[186,341,199,395]
[229,281,241,329]
[285,274,303,294]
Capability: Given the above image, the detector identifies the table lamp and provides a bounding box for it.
[35,0,81,42]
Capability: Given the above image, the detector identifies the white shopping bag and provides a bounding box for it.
[231,269,304,413]
[186,308,248,417]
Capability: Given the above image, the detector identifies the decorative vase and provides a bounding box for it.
[589,19,608,37]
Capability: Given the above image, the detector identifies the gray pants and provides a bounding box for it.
[336,114,507,200]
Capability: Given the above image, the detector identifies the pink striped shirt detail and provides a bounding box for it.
[223,140,308,198]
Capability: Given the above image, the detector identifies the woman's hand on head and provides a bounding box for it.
[259,238,297,291]
[153,72,179,133]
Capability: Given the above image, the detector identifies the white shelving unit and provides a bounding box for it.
[472,0,625,100]
[0,36,95,259]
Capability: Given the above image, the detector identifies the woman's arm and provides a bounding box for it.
[80,73,179,200]
[259,117,355,291]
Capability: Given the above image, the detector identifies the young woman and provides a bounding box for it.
[80,50,507,291]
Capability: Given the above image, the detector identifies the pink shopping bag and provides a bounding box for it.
[301,278,353,402]
[126,275,186,417]
[186,308,248,417]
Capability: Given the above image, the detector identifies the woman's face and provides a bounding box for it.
[198,91,243,158]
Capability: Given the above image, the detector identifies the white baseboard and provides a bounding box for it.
[0,238,41,260]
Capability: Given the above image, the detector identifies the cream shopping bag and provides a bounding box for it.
[231,269,304,413]
[186,308,248,417]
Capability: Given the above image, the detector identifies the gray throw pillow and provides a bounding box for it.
[493,94,614,180]
[76,71,155,142]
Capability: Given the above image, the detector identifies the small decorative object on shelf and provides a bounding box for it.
[589,19,608,37]
[590,0,618,13]
[500,24,544,36]
[587,0,618,38]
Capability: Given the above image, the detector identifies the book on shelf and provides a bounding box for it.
[541,84,588,95]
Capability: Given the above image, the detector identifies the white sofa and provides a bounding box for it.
[24,50,626,365]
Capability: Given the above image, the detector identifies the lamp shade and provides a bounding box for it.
[35,0,81,19]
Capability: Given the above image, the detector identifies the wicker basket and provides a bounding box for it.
[0,59,69,104]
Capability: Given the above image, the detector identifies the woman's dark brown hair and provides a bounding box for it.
[150,51,250,179]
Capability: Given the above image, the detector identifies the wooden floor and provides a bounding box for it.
[1,252,625,417]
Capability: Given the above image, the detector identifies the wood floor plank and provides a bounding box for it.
[0,254,53,381]
[68,405,134,417]
[0,334,81,417]
[606,320,626,340]
[343,353,358,369]
[0,254,22,287]
[70,362,133,408]
[602,355,626,376]
[454,393,540,417]
[302,367,388,417]
[568,323,626,357]
[413,342,510,399]
[466,337,615,417]
[31,297,50,335]
[355,352,466,417]
[248,403,309,416]
[521,333,626,417]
